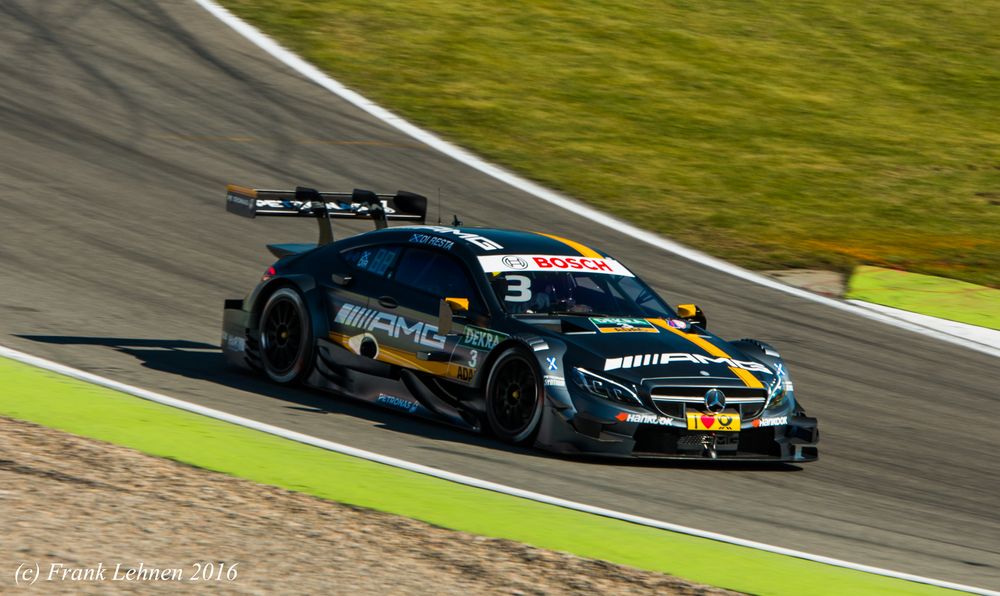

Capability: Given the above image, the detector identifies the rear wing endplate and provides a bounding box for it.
[226,184,427,246]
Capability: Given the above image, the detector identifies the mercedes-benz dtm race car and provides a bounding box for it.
[221,184,818,461]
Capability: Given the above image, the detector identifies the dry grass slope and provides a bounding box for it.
[222,0,1000,287]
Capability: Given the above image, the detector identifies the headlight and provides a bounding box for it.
[765,363,792,409]
[571,367,641,405]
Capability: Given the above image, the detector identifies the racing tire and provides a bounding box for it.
[485,347,544,444]
[259,287,314,384]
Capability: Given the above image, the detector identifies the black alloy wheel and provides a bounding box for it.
[485,347,544,444]
[259,287,313,384]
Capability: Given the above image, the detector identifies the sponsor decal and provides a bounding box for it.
[409,226,503,250]
[409,233,455,250]
[686,412,741,432]
[477,254,635,277]
[615,412,673,426]
[546,357,559,371]
[667,318,689,330]
[604,352,773,374]
[590,317,659,334]
[376,393,419,414]
[543,375,566,387]
[254,198,397,215]
[226,193,252,208]
[221,332,245,352]
[460,325,508,350]
[502,256,528,269]
[334,303,446,350]
[456,366,475,381]
[752,416,788,428]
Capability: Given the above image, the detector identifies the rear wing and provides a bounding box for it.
[226,184,427,246]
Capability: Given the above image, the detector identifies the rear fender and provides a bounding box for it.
[247,274,326,338]
[221,298,252,369]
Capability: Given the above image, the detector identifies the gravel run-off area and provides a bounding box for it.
[0,416,737,595]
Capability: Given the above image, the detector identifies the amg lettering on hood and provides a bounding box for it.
[605,352,773,373]
[334,303,446,350]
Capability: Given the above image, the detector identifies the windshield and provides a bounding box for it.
[487,270,675,318]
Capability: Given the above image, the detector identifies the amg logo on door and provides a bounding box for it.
[334,303,446,350]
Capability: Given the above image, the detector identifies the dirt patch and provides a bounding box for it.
[762,269,846,298]
[0,417,736,595]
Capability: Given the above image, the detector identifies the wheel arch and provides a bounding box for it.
[477,337,537,386]
[482,342,546,444]
[248,274,327,343]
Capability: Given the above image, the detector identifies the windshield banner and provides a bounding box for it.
[478,255,635,277]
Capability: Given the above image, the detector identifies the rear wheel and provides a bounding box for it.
[485,347,543,444]
[259,287,313,384]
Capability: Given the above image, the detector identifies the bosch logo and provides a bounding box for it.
[501,256,528,269]
[704,388,726,413]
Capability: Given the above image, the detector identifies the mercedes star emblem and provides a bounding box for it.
[704,388,726,413]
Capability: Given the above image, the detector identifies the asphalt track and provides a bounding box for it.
[0,1,997,589]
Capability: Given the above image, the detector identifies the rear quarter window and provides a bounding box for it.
[342,245,400,277]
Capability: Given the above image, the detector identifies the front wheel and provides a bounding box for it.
[485,347,544,444]
[259,287,313,384]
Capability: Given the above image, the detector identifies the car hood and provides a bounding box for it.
[515,315,776,389]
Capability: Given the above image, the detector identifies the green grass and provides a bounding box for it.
[0,355,957,595]
[847,265,1000,329]
[217,0,1000,287]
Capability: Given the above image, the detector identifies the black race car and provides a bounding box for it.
[221,184,818,461]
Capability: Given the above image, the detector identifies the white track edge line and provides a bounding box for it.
[192,0,999,360]
[2,345,994,595]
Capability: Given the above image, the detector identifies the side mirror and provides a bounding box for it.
[438,297,470,335]
[676,303,707,329]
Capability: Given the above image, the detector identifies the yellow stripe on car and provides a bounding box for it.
[647,319,764,389]
[534,232,603,258]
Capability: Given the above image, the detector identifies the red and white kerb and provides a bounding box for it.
[478,255,635,277]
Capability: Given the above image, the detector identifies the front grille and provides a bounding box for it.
[649,385,767,420]
[651,386,767,399]
[653,402,684,418]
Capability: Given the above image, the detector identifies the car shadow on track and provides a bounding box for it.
[17,335,802,471]
[15,334,546,459]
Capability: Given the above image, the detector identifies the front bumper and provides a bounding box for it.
[535,389,819,462]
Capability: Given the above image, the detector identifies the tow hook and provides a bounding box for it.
[701,434,718,459]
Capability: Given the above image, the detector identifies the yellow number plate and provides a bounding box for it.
[686,412,741,432]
